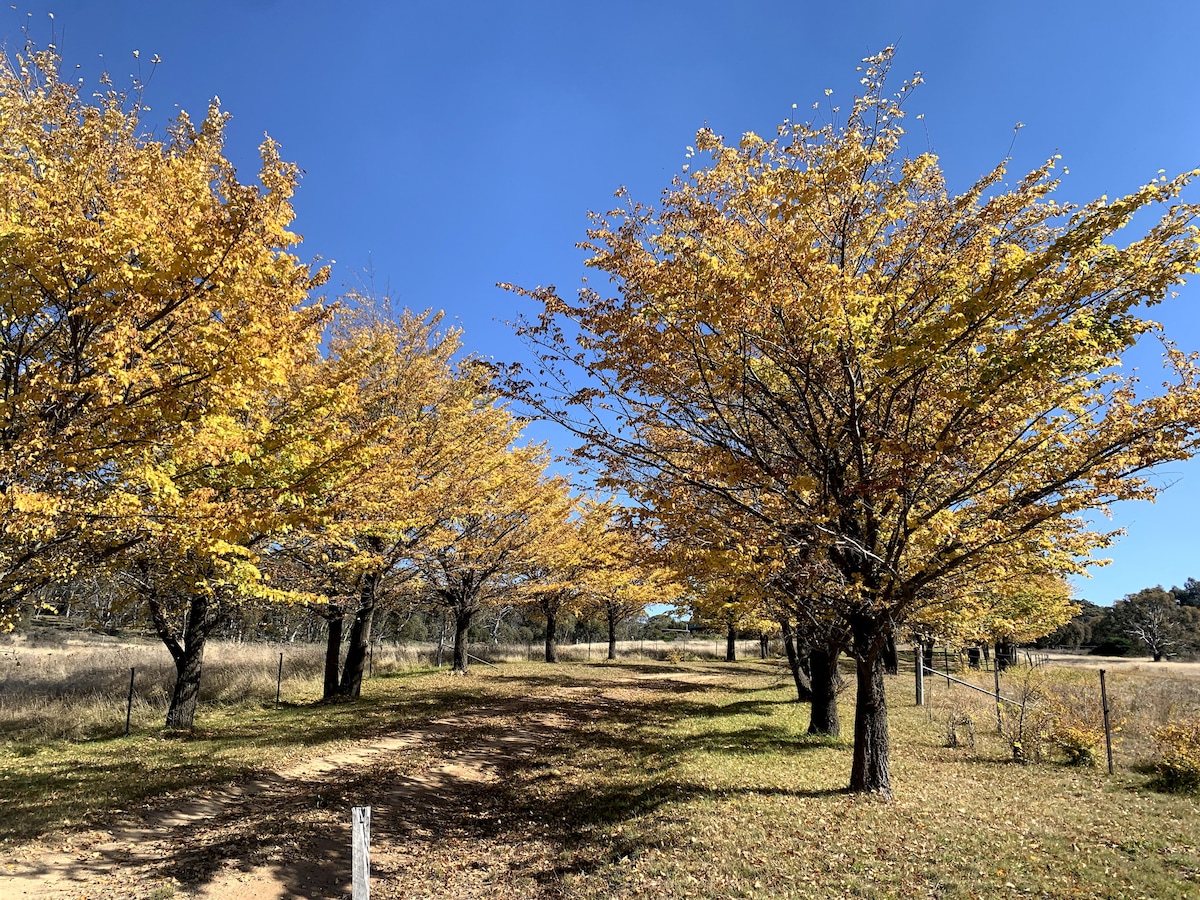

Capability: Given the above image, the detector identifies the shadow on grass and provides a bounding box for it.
[4,659,839,897]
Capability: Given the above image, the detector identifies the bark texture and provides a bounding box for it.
[807,646,840,737]
[149,591,216,731]
[453,609,473,673]
[780,619,813,703]
[849,622,892,797]
[322,609,344,701]
[338,572,379,698]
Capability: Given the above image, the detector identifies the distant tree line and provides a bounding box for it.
[1037,579,1200,661]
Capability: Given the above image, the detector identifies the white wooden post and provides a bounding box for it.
[914,644,924,706]
[352,806,371,899]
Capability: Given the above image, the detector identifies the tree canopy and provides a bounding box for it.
[508,48,1200,795]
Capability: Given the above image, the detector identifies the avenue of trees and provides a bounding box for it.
[0,46,670,728]
[6,44,1200,799]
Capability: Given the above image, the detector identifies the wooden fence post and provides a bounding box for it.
[352,806,371,899]
[276,653,283,707]
[125,667,136,736]
[914,644,924,706]
[1099,669,1114,775]
[993,664,1003,733]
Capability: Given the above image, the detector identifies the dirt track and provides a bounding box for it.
[0,670,706,899]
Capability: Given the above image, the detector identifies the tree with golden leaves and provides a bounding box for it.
[267,302,518,698]
[508,48,1200,796]
[0,44,327,630]
[105,335,369,729]
[581,521,681,661]
[415,441,576,674]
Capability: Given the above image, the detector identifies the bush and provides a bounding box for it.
[1152,718,1200,792]
[1041,679,1110,766]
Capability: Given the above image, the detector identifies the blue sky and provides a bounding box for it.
[7,1,1200,605]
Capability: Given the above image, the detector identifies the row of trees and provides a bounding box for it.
[0,46,678,729]
[8,42,1200,800]
[505,48,1200,796]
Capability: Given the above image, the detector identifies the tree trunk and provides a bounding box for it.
[849,626,892,797]
[453,608,473,673]
[967,646,982,669]
[607,609,618,661]
[725,622,737,662]
[995,639,1017,672]
[759,632,769,659]
[780,619,813,703]
[148,592,213,732]
[922,640,935,674]
[883,635,898,675]
[322,607,344,701]
[338,572,379,699]
[544,609,559,663]
[808,645,840,737]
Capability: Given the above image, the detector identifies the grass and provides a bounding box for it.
[2,639,1199,899]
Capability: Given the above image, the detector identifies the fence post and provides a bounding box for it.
[276,653,284,707]
[1099,669,1114,775]
[352,806,371,899]
[125,667,136,736]
[914,644,924,706]
[993,664,1003,733]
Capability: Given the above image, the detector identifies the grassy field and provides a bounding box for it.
[1,636,1198,899]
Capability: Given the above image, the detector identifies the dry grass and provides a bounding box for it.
[0,631,434,741]
[916,652,1200,768]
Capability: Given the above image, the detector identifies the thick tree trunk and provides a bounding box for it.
[165,635,206,730]
[849,628,892,797]
[453,608,473,673]
[322,608,344,701]
[725,622,737,662]
[544,609,559,663]
[808,645,840,737]
[338,572,379,699]
[780,620,814,703]
[148,592,214,731]
[967,646,982,669]
[607,609,618,660]
[922,640,935,674]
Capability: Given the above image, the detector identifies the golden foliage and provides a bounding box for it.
[0,45,327,627]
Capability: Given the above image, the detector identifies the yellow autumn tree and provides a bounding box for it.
[102,335,371,729]
[509,48,1200,796]
[0,44,327,629]
[414,436,577,674]
[580,520,681,661]
[267,301,519,699]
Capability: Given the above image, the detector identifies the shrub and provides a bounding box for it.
[1152,718,1200,792]
[1042,685,1108,767]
